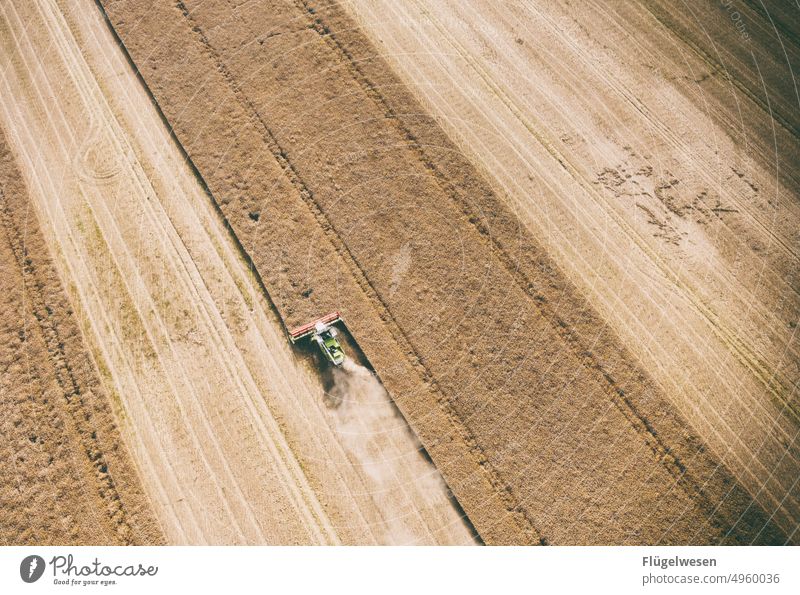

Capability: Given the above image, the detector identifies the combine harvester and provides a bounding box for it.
[289,311,346,366]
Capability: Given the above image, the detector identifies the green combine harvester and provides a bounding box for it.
[288,311,345,366]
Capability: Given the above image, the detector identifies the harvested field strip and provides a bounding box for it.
[535,1,800,274]
[339,0,799,539]
[387,0,800,523]
[2,0,337,545]
[524,0,800,318]
[297,0,757,533]
[98,0,790,543]
[0,127,163,545]
[640,0,800,142]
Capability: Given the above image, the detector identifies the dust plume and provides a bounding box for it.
[325,359,471,545]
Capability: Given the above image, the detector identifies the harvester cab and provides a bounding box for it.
[289,312,346,366]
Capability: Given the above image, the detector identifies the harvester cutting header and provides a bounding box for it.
[289,311,346,366]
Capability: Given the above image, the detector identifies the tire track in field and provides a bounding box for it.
[740,0,800,53]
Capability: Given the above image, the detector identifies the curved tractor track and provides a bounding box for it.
[0,127,163,546]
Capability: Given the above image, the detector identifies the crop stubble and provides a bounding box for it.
[0,129,163,545]
[97,0,790,544]
[337,0,800,540]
